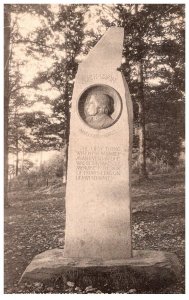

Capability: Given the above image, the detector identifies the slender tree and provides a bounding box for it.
[4,5,11,206]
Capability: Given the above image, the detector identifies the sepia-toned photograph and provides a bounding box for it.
[4,1,185,294]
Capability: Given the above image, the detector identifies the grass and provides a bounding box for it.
[4,171,185,293]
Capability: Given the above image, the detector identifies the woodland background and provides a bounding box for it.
[4,4,185,294]
[4,4,185,202]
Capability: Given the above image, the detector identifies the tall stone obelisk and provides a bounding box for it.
[64,27,133,260]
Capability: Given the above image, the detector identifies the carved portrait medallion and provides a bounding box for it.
[78,85,122,130]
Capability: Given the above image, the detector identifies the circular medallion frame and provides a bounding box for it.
[78,84,122,130]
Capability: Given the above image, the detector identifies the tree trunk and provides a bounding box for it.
[137,61,148,179]
[63,26,70,184]
[4,5,11,207]
[15,137,19,176]
[132,4,148,179]
[21,149,24,172]
[40,150,43,168]
[64,89,70,184]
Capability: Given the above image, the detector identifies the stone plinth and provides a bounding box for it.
[19,249,181,291]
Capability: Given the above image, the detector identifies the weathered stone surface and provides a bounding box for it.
[19,249,181,291]
[64,27,133,260]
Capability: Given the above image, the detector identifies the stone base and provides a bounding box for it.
[19,249,181,292]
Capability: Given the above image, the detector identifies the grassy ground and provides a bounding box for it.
[4,171,185,294]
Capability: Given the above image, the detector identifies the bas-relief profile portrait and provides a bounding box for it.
[84,91,114,129]
[78,85,122,130]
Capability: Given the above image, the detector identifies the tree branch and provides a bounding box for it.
[10,84,34,96]
[13,38,61,50]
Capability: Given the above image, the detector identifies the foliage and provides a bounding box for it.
[47,4,87,144]
[6,4,185,174]
[103,4,185,167]
[44,153,64,177]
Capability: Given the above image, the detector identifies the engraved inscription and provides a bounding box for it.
[80,73,117,84]
[79,128,117,137]
[76,146,121,181]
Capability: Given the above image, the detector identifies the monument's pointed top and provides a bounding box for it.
[80,27,124,72]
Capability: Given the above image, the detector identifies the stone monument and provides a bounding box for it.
[63,27,132,260]
[20,27,181,292]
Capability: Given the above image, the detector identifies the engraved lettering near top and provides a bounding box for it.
[80,73,117,84]
[64,27,133,260]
